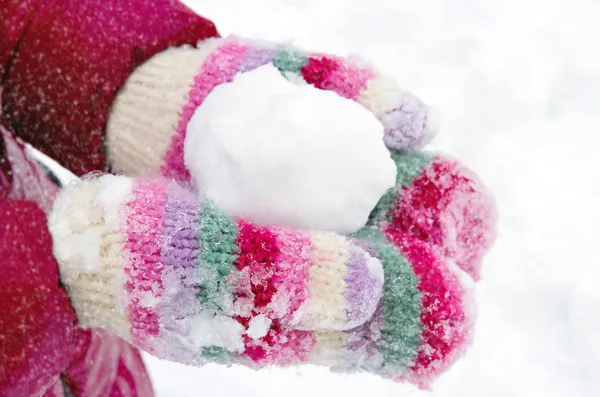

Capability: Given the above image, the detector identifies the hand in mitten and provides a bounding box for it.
[49,174,481,387]
[107,35,437,175]
[49,174,386,355]
[50,32,495,389]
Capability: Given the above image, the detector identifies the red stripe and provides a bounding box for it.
[390,156,495,280]
[385,231,471,385]
[301,55,340,89]
[234,221,281,362]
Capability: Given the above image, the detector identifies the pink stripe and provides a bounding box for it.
[303,54,375,100]
[124,178,170,345]
[267,328,315,365]
[266,231,315,364]
[235,227,314,364]
[390,156,497,280]
[385,231,472,386]
[271,229,312,322]
[161,38,254,182]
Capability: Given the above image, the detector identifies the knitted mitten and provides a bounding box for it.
[106,35,437,181]
[48,174,475,387]
[49,175,385,350]
[104,33,496,274]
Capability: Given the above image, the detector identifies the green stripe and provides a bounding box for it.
[273,47,308,76]
[368,151,435,226]
[196,202,241,360]
[196,201,240,310]
[354,227,421,373]
[201,345,235,363]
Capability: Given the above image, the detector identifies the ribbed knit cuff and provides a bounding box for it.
[48,175,134,343]
[106,38,223,176]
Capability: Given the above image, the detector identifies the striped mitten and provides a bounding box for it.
[106,35,437,182]
[48,173,482,387]
[48,175,384,361]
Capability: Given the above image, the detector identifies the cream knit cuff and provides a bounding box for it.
[106,38,223,176]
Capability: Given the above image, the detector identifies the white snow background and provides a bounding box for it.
[36,0,600,396]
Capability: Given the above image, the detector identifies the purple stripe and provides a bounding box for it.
[161,183,201,269]
[157,183,208,362]
[343,305,385,367]
[344,243,382,323]
[238,47,279,73]
[381,93,435,151]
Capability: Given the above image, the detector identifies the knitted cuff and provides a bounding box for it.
[367,152,498,280]
[106,38,223,176]
[48,175,384,360]
[106,35,436,181]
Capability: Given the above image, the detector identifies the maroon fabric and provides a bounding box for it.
[1,0,219,176]
[0,0,46,79]
[0,200,78,397]
[0,131,11,199]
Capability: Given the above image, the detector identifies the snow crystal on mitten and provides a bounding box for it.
[368,152,497,280]
[48,175,384,363]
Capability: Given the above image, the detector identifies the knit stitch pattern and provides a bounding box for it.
[124,178,169,348]
[150,35,438,181]
[49,174,476,386]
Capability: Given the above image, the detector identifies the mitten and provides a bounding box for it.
[106,35,437,181]
[48,174,474,387]
[48,174,385,360]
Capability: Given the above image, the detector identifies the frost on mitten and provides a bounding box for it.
[48,175,384,363]
[48,175,474,388]
[368,151,497,280]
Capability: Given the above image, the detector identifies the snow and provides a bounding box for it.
[49,175,134,281]
[185,64,396,234]
[147,0,600,396]
[246,315,273,340]
[188,312,246,353]
[34,0,600,395]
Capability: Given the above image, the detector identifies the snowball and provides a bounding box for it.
[185,64,396,234]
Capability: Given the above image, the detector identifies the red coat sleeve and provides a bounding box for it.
[0,0,46,79]
[1,0,219,176]
[0,200,78,397]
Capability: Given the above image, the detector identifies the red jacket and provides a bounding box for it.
[0,1,219,395]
